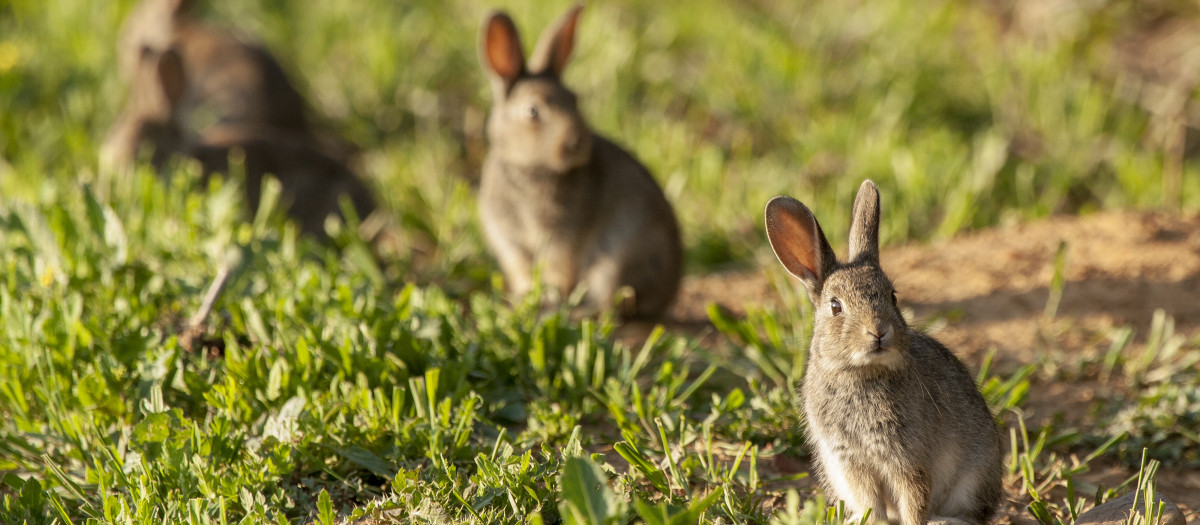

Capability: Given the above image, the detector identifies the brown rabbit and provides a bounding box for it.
[117,0,309,127]
[111,47,375,237]
[765,180,1003,525]
[478,5,683,319]
[103,0,332,171]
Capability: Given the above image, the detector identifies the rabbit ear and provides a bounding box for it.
[847,180,881,264]
[765,196,838,292]
[529,3,583,77]
[155,48,187,109]
[480,11,526,98]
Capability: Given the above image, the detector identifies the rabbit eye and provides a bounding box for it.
[829,298,843,316]
[525,105,539,119]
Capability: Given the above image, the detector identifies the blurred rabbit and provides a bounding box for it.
[109,46,375,237]
[764,180,1003,525]
[117,0,308,127]
[477,5,683,319]
[103,0,354,171]
[192,125,377,237]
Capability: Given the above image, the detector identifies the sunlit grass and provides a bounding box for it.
[1,0,1197,522]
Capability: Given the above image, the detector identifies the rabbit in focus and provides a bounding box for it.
[477,5,682,319]
[764,180,1003,525]
[110,46,375,237]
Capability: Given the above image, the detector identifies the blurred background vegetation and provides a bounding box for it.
[4,0,1199,278]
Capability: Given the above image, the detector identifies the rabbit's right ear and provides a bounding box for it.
[529,4,583,77]
[480,11,525,99]
[847,179,881,264]
[155,48,187,109]
[765,196,838,293]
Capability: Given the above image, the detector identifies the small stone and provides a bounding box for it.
[1075,491,1186,525]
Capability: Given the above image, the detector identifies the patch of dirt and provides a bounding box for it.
[668,210,1200,523]
[887,211,1200,362]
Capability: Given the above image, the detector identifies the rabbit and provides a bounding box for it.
[477,4,683,319]
[116,0,309,129]
[104,0,356,172]
[764,180,1003,525]
[108,46,375,238]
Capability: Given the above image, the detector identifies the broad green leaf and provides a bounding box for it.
[559,457,622,525]
[317,489,335,525]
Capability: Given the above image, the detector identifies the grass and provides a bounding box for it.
[2,0,1199,523]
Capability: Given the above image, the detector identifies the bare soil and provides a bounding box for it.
[668,210,1200,523]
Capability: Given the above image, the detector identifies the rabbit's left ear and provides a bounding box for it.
[765,195,838,295]
[480,11,526,98]
[529,4,583,77]
[848,179,881,264]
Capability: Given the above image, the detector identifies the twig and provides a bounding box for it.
[179,264,234,352]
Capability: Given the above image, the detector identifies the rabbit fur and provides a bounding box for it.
[104,0,356,172]
[764,180,1003,525]
[108,46,375,238]
[116,0,309,127]
[478,5,682,319]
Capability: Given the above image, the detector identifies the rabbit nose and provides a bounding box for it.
[866,320,891,341]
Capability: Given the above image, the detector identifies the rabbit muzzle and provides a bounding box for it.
[845,319,904,370]
[865,319,893,351]
[558,128,593,168]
